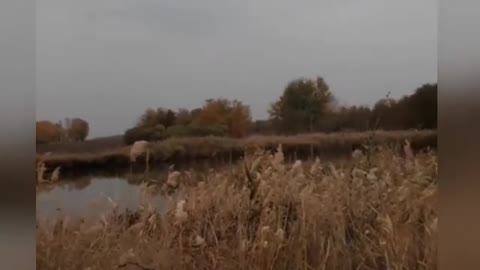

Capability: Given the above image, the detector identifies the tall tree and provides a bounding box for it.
[409,83,437,129]
[269,77,335,134]
[190,108,203,121]
[138,108,160,128]
[227,100,252,138]
[194,98,230,128]
[175,108,193,125]
[194,98,252,137]
[67,118,89,141]
[369,83,437,130]
[164,109,177,128]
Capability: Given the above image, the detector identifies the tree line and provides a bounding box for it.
[124,98,251,144]
[35,76,437,145]
[265,77,437,134]
[124,77,436,144]
[36,118,89,144]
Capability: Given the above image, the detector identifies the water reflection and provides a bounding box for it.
[36,174,171,221]
[36,161,221,221]
[36,157,347,221]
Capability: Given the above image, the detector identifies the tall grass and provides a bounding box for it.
[36,144,438,270]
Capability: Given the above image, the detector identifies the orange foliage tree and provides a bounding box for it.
[194,98,252,138]
[36,121,62,144]
[228,100,252,137]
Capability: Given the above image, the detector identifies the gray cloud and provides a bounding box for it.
[36,0,437,137]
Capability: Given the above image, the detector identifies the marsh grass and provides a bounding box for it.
[36,143,438,270]
[39,130,436,175]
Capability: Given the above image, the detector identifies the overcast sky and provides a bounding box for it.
[36,0,437,138]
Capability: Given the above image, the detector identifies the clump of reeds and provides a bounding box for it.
[36,143,438,270]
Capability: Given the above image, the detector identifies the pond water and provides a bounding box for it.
[36,161,220,220]
[36,174,173,221]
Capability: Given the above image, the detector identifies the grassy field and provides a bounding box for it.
[37,130,436,175]
[36,143,438,270]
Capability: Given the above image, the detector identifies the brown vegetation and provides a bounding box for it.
[36,121,62,144]
[36,78,436,148]
[36,117,90,144]
[267,79,437,134]
[121,78,436,144]
[124,98,252,144]
[65,118,90,141]
[36,135,124,154]
[194,98,252,138]
[37,130,436,175]
[37,144,438,270]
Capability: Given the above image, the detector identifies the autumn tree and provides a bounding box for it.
[37,118,89,143]
[194,99,229,128]
[190,108,203,121]
[66,118,90,141]
[227,100,252,137]
[136,107,177,129]
[36,121,62,144]
[269,77,335,134]
[175,108,193,126]
[194,98,252,137]
[138,108,160,128]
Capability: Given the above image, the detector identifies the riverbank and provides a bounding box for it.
[38,130,437,175]
[37,144,438,270]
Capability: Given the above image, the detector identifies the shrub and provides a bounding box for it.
[123,124,167,145]
[166,124,227,138]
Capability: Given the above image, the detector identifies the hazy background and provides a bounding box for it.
[36,0,437,138]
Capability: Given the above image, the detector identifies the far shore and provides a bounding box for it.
[36,130,437,175]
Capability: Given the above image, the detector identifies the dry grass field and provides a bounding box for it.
[36,142,438,270]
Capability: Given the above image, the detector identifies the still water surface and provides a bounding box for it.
[36,157,348,220]
[36,162,218,220]
[36,174,172,220]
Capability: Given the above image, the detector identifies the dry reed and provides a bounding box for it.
[36,143,438,270]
